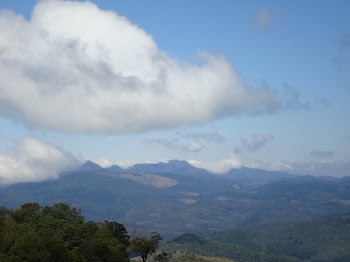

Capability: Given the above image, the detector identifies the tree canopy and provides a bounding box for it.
[0,203,131,262]
[130,230,162,262]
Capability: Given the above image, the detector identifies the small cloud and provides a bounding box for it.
[283,84,309,110]
[245,160,294,172]
[0,137,81,185]
[181,131,225,143]
[95,158,113,168]
[256,8,279,31]
[187,142,203,152]
[234,134,274,153]
[189,153,241,174]
[310,150,334,158]
[332,34,350,70]
[340,34,350,48]
[345,136,350,141]
[314,98,331,108]
[247,159,350,177]
[143,138,204,152]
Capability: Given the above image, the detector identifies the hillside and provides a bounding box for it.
[191,214,350,261]
[172,256,237,262]
[160,233,300,262]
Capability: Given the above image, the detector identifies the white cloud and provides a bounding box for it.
[187,142,203,152]
[95,158,171,169]
[94,158,113,168]
[245,159,350,177]
[0,0,281,133]
[0,137,80,185]
[189,153,241,174]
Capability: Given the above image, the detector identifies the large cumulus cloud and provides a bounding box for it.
[0,137,80,185]
[0,0,280,133]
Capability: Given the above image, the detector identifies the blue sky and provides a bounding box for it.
[0,0,349,184]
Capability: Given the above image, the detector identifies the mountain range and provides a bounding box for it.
[0,160,349,234]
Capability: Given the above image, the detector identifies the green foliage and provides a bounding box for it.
[0,203,131,262]
[6,229,69,262]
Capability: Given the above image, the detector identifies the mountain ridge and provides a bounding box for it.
[0,161,349,234]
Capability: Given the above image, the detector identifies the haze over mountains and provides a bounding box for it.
[1,160,349,235]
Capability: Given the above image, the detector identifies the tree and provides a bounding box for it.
[130,231,162,262]
[12,203,41,223]
[153,251,169,262]
[99,220,130,247]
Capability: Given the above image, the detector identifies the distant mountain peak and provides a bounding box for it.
[79,160,104,171]
[108,165,124,173]
[167,159,192,167]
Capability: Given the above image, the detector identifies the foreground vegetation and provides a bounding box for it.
[1,202,349,262]
[0,202,131,261]
[0,203,163,262]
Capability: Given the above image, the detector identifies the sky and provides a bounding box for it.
[0,0,349,184]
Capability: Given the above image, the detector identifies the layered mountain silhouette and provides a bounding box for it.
[0,160,349,234]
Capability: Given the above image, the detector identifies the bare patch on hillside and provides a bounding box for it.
[119,173,178,188]
[179,199,198,204]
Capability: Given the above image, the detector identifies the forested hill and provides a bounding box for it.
[161,214,350,262]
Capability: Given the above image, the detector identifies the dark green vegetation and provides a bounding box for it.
[161,233,300,262]
[0,203,141,262]
[161,214,350,262]
[172,256,237,262]
[0,161,349,234]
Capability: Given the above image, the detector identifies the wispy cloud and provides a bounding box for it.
[310,150,334,158]
[143,139,204,152]
[0,137,80,185]
[180,131,225,143]
[255,8,279,31]
[283,84,310,110]
[332,34,350,69]
[234,134,274,153]
[0,0,282,134]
